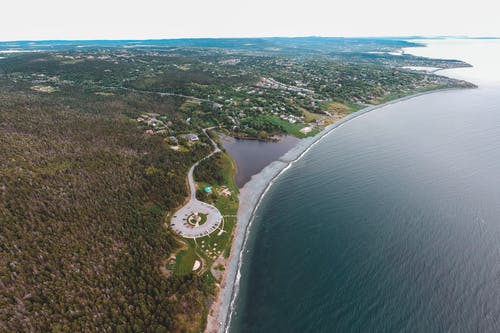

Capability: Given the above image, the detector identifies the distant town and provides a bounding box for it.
[0,38,474,146]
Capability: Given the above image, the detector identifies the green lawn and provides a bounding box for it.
[174,249,197,276]
[260,115,317,138]
[345,103,365,113]
[198,213,208,225]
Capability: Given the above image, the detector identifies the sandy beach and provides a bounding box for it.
[205,87,466,333]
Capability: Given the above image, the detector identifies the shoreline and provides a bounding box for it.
[207,87,468,333]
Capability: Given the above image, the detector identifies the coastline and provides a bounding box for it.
[206,87,467,333]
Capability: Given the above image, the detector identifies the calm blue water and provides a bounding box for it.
[220,135,299,188]
[230,40,500,332]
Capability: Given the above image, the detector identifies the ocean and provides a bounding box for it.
[229,39,500,332]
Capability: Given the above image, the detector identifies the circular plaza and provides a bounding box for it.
[171,199,223,238]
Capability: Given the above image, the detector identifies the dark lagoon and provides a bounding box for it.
[229,40,500,332]
[220,135,299,188]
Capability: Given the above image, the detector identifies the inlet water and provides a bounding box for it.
[220,135,299,188]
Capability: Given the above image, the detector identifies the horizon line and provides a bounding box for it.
[1,35,500,43]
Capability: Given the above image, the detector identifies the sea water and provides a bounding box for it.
[230,39,500,332]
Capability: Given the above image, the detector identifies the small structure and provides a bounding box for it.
[147,118,164,127]
[188,133,199,142]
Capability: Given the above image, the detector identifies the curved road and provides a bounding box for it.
[170,128,224,238]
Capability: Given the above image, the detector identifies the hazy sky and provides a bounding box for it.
[1,0,499,41]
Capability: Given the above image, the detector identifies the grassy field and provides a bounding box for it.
[320,101,363,114]
[174,249,197,275]
[345,103,366,112]
[301,108,325,122]
[261,115,318,138]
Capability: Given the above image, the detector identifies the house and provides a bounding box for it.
[147,118,164,127]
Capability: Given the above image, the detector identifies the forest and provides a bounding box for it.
[0,82,213,332]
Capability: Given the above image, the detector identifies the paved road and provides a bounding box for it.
[102,86,215,104]
[171,129,223,238]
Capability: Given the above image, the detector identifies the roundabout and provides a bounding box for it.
[171,199,223,238]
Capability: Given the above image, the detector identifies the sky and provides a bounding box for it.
[1,0,499,41]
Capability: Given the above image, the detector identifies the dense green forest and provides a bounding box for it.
[0,83,213,332]
[193,153,226,185]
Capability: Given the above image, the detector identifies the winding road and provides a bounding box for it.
[170,128,224,238]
